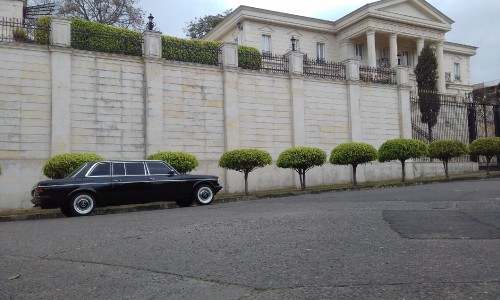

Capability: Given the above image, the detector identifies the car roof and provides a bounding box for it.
[96,160,164,163]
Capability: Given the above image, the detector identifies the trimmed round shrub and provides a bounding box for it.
[330,142,378,186]
[469,137,500,175]
[276,146,326,191]
[43,153,104,179]
[147,152,199,174]
[238,46,262,70]
[378,138,428,182]
[429,140,468,178]
[219,149,272,195]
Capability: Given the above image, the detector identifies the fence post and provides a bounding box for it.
[344,59,360,81]
[49,18,72,155]
[396,66,412,139]
[142,30,164,155]
[221,42,238,67]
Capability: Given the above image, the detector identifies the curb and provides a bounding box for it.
[1,172,499,222]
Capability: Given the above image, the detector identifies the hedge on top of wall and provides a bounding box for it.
[238,45,261,70]
[35,16,51,45]
[71,19,142,56]
[162,36,221,65]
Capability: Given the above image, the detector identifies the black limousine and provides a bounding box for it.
[31,160,223,217]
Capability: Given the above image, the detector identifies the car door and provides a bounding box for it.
[110,162,152,205]
[146,161,190,201]
[82,162,113,205]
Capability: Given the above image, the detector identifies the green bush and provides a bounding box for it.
[162,36,221,65]
[219,149,272,195]
[428,140,468,179]
[378,138,428,182]
[0,164,3,176]
[330,142,378,186]
[71,19,142,56]
[469,137,500,175]
[147,152,199,174]
[276,146,326,191]
[238,46,261,70]
[35,16,51,45]
[43,153,104,179]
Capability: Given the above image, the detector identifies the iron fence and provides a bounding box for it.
[303,58,346,80]
[260,52,289,73]
[0,17,48,43]
[359,65,396,85]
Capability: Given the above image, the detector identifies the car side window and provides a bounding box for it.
[113,163,125,176]
[146,162,172,175]
[88,162,111,177]
[125,162,146,175]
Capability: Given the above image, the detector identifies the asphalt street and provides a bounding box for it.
[1,178,499,299]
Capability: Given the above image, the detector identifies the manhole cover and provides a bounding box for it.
[383,210,500,239]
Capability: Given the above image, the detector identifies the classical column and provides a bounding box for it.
[389,33,398,67]
[435,40,445,93]
[366,30,376,67]
[49,18,72,155]
[415,38,424,65]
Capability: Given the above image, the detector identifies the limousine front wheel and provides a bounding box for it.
[68,193,95,216]
[194,184,214,205]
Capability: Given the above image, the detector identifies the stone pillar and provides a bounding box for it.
[286,51,305,146]
[396,66,412,139]
[435,40,446,93]
[416,38,424,61]
[340,40,354,61]
[366,30,376,67]
[389,33,398,67]
[49,18,72,155]
[221,43,238,68]
[345,59,363,182]
[142,30,164,156]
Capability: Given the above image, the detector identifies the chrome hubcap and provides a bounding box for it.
[197,187,213,203]
[73,195,93,214]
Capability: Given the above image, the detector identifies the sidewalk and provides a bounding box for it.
[1,171,499,222]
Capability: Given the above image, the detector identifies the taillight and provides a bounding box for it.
[35,187,44,195]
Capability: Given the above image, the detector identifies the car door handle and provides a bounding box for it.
[149,177,156,180]
[112,179,121,182]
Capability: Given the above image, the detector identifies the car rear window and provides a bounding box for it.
[146,162,172,175]
[88,162,111,176]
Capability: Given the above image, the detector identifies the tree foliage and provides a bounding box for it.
[414,45,440,142]
[276,147,326,191]
[43,153,104,179]
[378,138,428,182]
[428,140,468,179]
[330,142,378,186]
[183,9,233,39]
[218,149,272,195]
[147,152,199,174]
[469,137,500,175]
[29,0,145,30]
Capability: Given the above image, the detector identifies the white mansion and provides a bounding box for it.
[203,0,477,95]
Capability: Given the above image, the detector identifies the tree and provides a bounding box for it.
[428,140,468,179]
[469,137,500,175]
[378,138,428,182]
[414,45,440,142]
[29,0,145,30]
[147,152,198,174]
[276,147,326,191]
[218,149,272,195]
[43,153,104,179]
[183,9,233,39]
[330,142,378,186]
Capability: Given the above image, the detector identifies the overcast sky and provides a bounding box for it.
[140,0,499,84]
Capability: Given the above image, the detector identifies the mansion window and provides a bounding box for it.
[454,63,461,80]
[261,34,271,55]
[355,43,363,60]
[401,51,411,66]
[316,42,325,62]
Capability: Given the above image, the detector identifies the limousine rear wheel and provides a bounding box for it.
[194,184,214,205]
[69,193,95,216]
